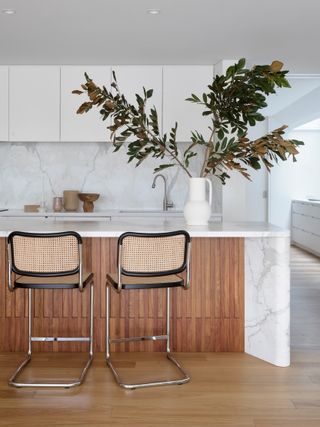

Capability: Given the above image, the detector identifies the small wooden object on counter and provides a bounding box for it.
[52,196,63,212]
[24,204,40,213]
[78,193,100,212]
[63,190,79,212]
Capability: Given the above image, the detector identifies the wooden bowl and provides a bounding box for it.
[24,204,40,213]
[78,193,100,212]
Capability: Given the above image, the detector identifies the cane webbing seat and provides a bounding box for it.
[105,230,191,390]
[14,271,93,289]
[107,272,184,290]
[7,231,94,389]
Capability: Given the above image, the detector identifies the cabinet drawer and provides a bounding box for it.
[292,212,320,237]
[292,201,320,218]
[292,227,320,256]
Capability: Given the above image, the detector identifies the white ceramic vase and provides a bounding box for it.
[183,177,212,225]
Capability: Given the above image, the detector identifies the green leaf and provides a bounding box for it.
[146,89,153,98]
[217,129,224,140]
[238,58,246,69]
[154,164,175,173]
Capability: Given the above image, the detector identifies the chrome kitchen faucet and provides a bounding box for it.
[151,174,174,211]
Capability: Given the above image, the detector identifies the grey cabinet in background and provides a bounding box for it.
[292,200,320,256]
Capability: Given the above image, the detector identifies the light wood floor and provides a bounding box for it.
[0,246,320,427]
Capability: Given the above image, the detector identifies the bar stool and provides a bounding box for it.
[106,230,191,389]
[7,231,94,388]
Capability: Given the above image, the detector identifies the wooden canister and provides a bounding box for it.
[63,190,79,212]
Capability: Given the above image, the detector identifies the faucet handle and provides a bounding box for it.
[166,201,174,209]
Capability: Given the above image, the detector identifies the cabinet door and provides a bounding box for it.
[61,66,111,142]
[0,67,9,141]
[9,66,60,141]
[163,66,214,142]
[112,66,163,138]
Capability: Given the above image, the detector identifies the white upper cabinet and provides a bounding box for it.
[61,66,111,142]
[0,67,9,141]
[112,66,163,137]
[4,65,216,143]
[9,66,60,142]
[163,66,214,142]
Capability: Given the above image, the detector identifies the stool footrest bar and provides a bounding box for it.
[31,337,90,342]
[110,334,168,344]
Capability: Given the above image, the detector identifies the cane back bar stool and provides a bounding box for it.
[7,231,94,388]
[106,230,191,389]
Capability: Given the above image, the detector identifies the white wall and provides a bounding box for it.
[269,85,320,132]
[222,121,268,222]
[269,130,320,229]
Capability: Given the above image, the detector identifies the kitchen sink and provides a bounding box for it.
[118,209,183,214]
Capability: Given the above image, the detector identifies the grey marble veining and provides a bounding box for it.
[0,142,222,212]
[245,236,290,367]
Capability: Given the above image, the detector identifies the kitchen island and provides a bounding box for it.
[0,218,290,367]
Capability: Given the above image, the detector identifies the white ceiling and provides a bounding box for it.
[1,0,320,73]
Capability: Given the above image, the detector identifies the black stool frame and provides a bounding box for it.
[106,230,191,389]
[7,231,94,388]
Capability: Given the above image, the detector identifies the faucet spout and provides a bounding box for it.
[151,174,174,211]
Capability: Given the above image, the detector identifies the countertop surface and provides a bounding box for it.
[0,209,182,217]
[0,209,223,219]
[0,217,289,238]
[293,199,320,206]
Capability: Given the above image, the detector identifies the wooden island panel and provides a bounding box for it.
[0,237,244,352]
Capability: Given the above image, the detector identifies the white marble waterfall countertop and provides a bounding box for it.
[0,217,289,238]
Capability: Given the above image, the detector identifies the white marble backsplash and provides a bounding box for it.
[0,142,222,212]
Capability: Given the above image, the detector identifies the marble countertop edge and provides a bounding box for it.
[0,218,290,238]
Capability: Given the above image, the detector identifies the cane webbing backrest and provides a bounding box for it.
[120,232,188,275]
[10,233,80,275]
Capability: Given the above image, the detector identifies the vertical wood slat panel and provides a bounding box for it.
[43,290,53,318]
[0,239,18,351]
[213,239,221,319]
[0,238,6,319]
[0,237,244,352]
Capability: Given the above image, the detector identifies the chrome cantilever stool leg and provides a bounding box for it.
[9,282,94,388]
[105,285,190,389]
